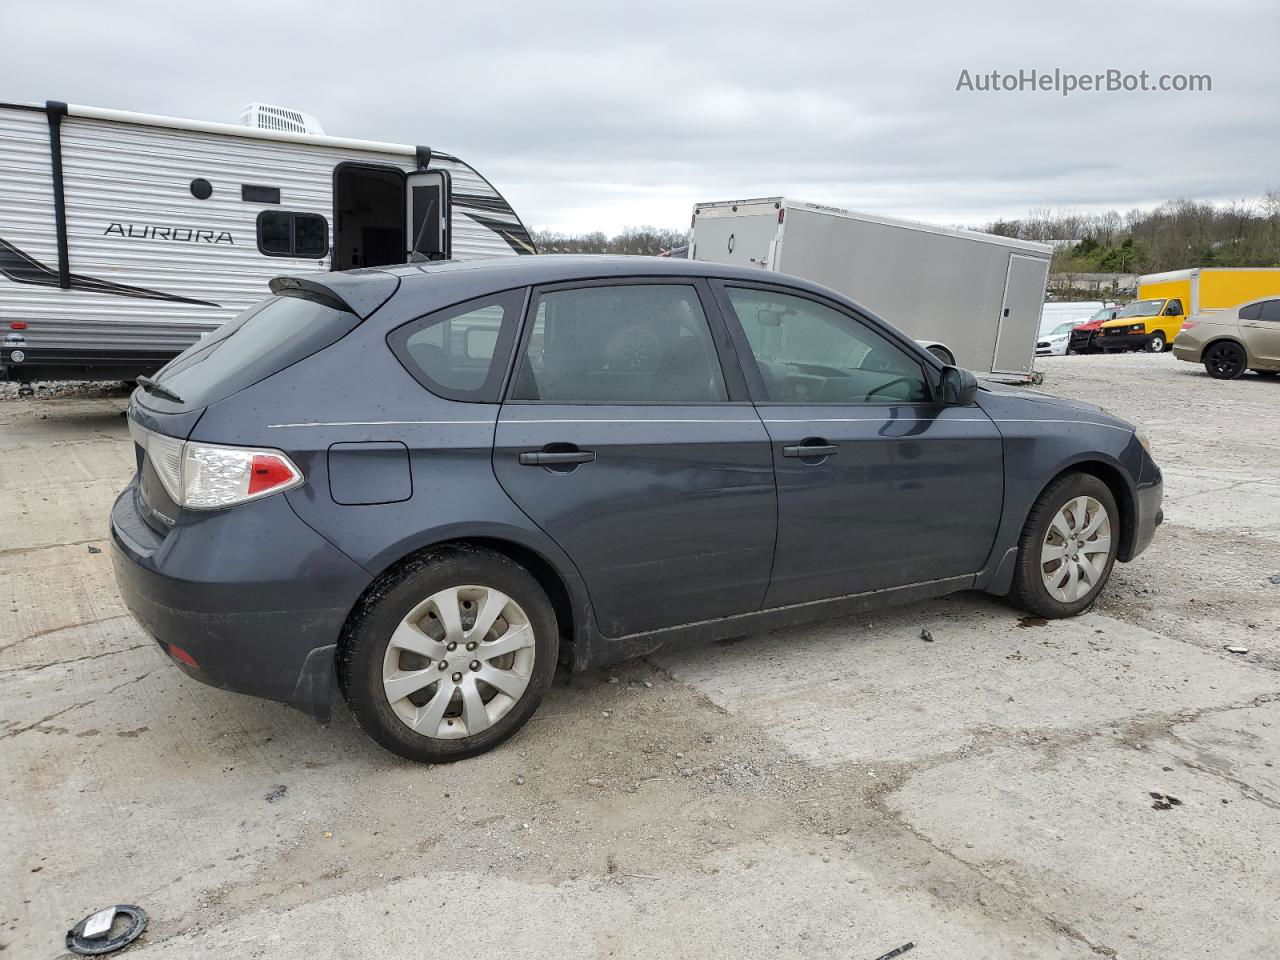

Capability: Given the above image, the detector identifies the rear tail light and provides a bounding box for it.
[129,421,303,511]
[1180,320,1197,331]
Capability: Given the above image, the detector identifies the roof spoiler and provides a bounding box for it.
[269,271,400,319]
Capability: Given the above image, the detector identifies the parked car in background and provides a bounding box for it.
[1173,297,1280,379]
[111,256,1163,763]
[1036,321,1081,356]
[1068,306,1122,354]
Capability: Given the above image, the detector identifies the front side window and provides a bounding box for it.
[388,290,524,402]
[257,211,330,258]
[1164,299,1184,316]
[724,287,929,404]
[510,284,727,403]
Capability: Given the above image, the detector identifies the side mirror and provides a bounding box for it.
[939,366,978,406]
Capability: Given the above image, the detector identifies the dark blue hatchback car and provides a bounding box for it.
[111,256,1163,762]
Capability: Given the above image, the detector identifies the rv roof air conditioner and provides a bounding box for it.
[238,103,324,136]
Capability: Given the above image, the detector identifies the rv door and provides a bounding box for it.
[406,170,450,261]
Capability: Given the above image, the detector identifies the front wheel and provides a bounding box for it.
[1010,473,1119,619]
[339,546,559,763]
[1146,332,1167,353]
[1203,341,1246,379]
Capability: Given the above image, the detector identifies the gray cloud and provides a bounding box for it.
[6,0,1277,232]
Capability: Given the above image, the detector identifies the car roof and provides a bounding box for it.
[283,255,848,317]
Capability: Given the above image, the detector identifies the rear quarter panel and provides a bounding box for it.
[188,300,595,641]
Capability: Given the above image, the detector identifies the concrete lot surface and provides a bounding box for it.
[3,354,1278,959]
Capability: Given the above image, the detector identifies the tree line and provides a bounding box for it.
[983,192,1280,275]
[532,226,688,256]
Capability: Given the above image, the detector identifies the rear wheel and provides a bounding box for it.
[1203,341,1246,379]
[339,546,558,763]
[1011,473,1119,619]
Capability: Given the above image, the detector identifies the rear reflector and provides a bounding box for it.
[248,453,299,495]
[9,321,27,330]
[167,643,199,667]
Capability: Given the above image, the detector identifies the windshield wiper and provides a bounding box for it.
[135,375,184,404]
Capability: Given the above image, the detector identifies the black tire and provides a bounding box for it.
[1203,341,1247,379]
[339,545,559,763]
[1146,332,1166,353]
[1010,472,1119,619]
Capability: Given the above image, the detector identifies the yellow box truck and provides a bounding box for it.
[1096,268,1280,353]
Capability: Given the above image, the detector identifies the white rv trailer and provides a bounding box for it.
[689,198,1053,379]
[0,100,535,384]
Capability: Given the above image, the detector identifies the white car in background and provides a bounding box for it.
[1036,321,1080,356]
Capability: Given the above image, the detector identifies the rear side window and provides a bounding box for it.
[257,211,329,258]
[509,284,727,403]
[151,293,359,407]
[388,289,525,402]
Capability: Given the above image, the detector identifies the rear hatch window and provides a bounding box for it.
[138,291,359,417]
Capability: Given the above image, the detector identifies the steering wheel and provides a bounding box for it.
[865,376,915,402]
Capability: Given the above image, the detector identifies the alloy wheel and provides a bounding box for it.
[1204,342,1245,379]
[1040,496,1112,603]
[381,585,536,739]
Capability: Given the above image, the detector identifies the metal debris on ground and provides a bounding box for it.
[871,943,915,960]
[1224,646,1249,654]
[919,629,933,642]
[66,904,147,955]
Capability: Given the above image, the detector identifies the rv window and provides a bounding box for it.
[388,289,526,403]
[257,211,330,259]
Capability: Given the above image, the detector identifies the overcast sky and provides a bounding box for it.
[6,0,1278,234]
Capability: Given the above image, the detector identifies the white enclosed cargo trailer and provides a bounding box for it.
[0,100,535,384]
[689,198,1053,378]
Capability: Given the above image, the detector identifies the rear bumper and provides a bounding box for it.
[110,481,371,721]
[1172,343,1201,363]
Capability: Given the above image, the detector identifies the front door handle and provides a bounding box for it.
[782,441,839,458]
[518,450,596,466]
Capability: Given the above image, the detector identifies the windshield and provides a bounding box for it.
[1116,299,1165,318]
[1085,308,1112,323]
[1050,321,1077,336]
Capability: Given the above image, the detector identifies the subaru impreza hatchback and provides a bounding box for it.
[112,256,1163,762]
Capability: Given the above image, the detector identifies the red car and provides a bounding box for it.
[1068,306,1122,354]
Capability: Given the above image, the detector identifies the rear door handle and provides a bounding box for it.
[782,442,839,458]
[518,450,595,466]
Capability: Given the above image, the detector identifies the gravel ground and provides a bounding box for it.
[2,352,1277,959]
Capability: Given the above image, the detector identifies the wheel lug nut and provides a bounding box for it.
[447,642,457,651]
[466,642,477,651]
[470,660,480,671]
[438,661,448,671]
[452,672,462,682]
